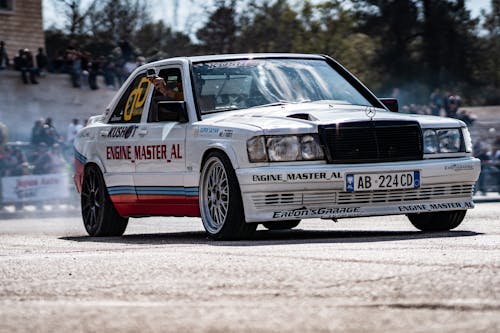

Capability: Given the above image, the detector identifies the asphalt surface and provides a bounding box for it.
[0,203,499,333]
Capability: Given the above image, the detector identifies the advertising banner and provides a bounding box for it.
[1,173,70,203]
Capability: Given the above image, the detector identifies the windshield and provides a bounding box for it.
[192,58,373,114]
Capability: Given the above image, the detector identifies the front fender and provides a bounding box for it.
[201,143,240,170]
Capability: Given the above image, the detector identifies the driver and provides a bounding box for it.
[148,75,184,101]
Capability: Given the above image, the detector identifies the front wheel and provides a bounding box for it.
[81,165,128,236]
[407,210,466,231]
[199,151,256,240]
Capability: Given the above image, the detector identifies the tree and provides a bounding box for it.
[88,0,151,43]
[196,0,238,54]
[238,0,304,52]
[52,0,97,36]
[135,22,195,59]
[421,0,479,88]
[475,0,500,104]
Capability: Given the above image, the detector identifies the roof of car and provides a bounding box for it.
[147,53,326,67]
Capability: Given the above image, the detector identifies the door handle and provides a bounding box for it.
[99,130,109,137]
[138,129,148,136]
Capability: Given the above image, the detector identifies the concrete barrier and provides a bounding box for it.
[0,70,118,141]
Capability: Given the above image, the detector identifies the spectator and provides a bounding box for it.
[66,118,83,146]
[429,88,444,116]
[52,50,66,73]
[66,48,82,88]
[102,56,118,89]
[118,39,136,62]
[88,56,101,90]
[456,109,477,126]
[36,47,48,76]
[473,142,492,196]
[32,143,52,175]
[445,94,461,118]
[30,119,45,145]
[41,117,61,146]
[0,41,9,70]
[8,147,29,176]
[14,49,38,84]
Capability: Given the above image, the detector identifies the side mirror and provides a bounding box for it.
[152,100,188,123]
[379,98,399,112]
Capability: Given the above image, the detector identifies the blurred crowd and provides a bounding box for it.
[0,39,145,90]
[474,136,500,195]
[0,118,85,178]
[394,87,477,126]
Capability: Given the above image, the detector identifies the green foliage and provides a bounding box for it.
[45,0,500,106]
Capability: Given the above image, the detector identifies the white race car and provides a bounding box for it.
[73,54,480,239]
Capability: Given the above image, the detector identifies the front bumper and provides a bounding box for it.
[236,157,480,222]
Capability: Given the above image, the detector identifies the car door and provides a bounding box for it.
[132,67,196,215]
[96,72,152,205]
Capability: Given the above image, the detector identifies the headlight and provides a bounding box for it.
[247,134,325,162]
[300,135,325,160]
[247,136,267,162]
[267,136,300,161]
[423,128,464,154]
[423,130,438,154]
[438,129,461,153]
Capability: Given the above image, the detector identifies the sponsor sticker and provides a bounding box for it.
[199,127,220,135]
[106,144,183,162]
[107,125,139,139]
[444,164,474,172]
[252,172,341,183]
[398,201,474,212]
[273,207,361,219]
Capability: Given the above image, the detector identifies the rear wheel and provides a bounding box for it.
[407,210,466,231]
[262,220,301,230]
[81,165,128,236]
[199,151,256,240]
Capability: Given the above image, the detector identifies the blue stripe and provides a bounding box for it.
[108,186,199,196]
[74,147,87,164]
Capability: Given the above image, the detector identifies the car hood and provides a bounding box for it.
[203,103,465,135]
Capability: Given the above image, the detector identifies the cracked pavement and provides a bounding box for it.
[0,203,499,332]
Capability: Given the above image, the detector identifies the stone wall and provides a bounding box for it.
[0,70,116,142]
[0,0,45,59]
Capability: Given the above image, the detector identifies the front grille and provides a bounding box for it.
[318,121,423,164]
[337,184,473,205]
[250,184,473,210]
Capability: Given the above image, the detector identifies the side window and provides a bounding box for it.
[109,74,151,123]
[148,68,185,123]
[150,68,184,101]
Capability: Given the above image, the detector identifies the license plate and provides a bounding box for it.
[345,171,420,192]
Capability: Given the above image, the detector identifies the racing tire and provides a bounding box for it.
[199,151,256,240]
[262,220,301,230]
[81,165,128,236]
[407,210,466,231]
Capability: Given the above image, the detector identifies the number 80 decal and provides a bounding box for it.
[124,77,151,121]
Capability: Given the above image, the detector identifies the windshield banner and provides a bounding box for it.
[1,173,70,203]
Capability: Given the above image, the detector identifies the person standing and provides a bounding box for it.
[66,118,83,146]
[0,41,9,69]
[36,48,48,76]
[17,49,38,84]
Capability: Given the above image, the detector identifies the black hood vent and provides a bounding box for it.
[318,120,423,164]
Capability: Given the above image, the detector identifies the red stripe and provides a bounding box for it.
[110,194,200,217]
[110,194,137,203]
[114,202,200,217]
[73,158,85,193]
